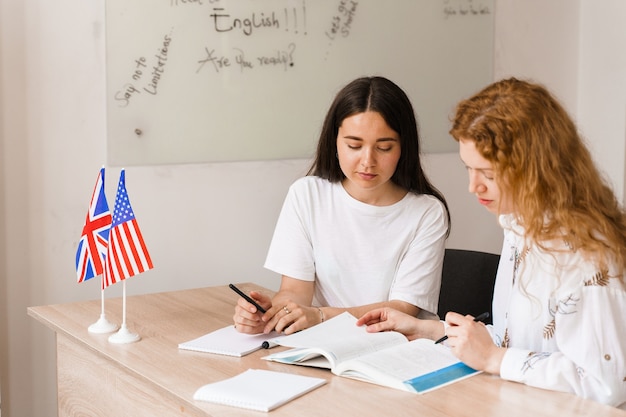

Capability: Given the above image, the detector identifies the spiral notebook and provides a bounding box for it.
[193,369,327,412]
[178,325,279,357]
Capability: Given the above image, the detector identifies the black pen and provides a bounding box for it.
[261,340,278,349]
[434,312,489,344]
[229,283,267,314]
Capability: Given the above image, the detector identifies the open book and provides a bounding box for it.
[263,312,480,394]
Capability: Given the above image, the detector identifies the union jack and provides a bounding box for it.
[103,169,153,289]
[76,168,112,283]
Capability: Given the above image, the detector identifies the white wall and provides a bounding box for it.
[1,1,625,416]
[577,0,626,199]
[493,0,626,201]
[493,1,580,115]
[0,1,6,413]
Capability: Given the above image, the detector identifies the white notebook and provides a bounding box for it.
[193,369,327,412]
[179,325,279,357]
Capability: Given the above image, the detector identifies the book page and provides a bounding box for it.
[265,312,407,367]
[335,338,480,393]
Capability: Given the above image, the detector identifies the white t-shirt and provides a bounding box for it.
[490,214,626,408]
[264,176,448,318]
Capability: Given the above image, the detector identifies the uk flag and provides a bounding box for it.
[76,168,112,283]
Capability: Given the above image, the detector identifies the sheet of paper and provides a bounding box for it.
[337,338,480,393]
[270,312,407,364]
[179,325,279,357]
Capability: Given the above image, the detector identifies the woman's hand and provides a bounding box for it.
[357,307,443,340]
[254,275,316,334]
[233,291,272,334]
[262,302,323,335]
[444,312,505,374]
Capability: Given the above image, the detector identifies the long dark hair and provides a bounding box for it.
[308,76,450,235]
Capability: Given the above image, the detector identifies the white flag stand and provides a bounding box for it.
[88,276,118,334]
[108,280,140,344]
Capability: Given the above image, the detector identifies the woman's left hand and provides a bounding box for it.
[262,302,322,335]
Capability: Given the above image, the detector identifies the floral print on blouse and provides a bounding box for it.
[488,214,626,409]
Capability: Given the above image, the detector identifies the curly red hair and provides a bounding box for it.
[450,78,625,277]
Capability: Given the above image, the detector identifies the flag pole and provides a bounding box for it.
[106,168,150,344]
[77,166,117,333]
[108,280,140,344]
[87,276,118,333]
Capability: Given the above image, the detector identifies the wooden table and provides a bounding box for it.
[28,283,624,417]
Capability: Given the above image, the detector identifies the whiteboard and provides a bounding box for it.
[105,0,494,166]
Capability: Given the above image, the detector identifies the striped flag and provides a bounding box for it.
[76,167,112,283]
[103,169,153,289]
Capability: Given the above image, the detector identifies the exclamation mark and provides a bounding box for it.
[284,8,289,31]
[293,8,298,34]
[302,0,307,35]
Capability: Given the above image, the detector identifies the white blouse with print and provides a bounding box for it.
[489,214,626,409]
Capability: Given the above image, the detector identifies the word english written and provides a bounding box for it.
[211,8,280,36]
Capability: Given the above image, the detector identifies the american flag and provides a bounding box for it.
[103,169,153,289]
[76,168,112,283]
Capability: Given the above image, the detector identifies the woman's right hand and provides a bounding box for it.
[357,307,443,341]
[233,291,272,334]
